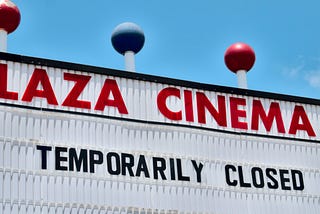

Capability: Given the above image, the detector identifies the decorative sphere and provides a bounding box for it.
[111,22,145,55]
[224,42,255,73]
[0,0,20,34]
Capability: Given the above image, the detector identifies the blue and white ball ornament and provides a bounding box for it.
[111,22,145,55]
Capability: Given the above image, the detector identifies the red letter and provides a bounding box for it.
[196,93,227,126]
[230,97,247,130]
[157,87,182,120]
[289,105,316,137]
[251,100,285,133]
[94,79,128,114]
[0,63,18,100]
[184,90,194,122]
[21,68,58,105]
[62,73,91,109]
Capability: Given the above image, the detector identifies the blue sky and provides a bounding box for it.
[8,0,320,99]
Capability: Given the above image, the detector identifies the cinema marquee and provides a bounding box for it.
[1,52,320,213]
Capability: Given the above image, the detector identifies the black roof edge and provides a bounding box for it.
[1,51,320,106]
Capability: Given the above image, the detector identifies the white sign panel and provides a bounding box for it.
[0,53,319,213]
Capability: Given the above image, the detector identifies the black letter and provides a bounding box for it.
[169,158,176,180]
[266,168,279,189]
[121,153,134,176]
[191,160,203,183]
[292,170,304,191]
[36,145,52,170]
[153,157,167,180]
[69,148,88,172]
[238,166,251,188]
[177,159,190,181]
[251,167,264,188]
[279,169,291,190]
[136,155,150,178]
[89,150,103,173]
[55,147,68,171]
[107,152,121,175]
[225,164,237,186]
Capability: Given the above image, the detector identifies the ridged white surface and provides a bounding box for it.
[0,106,320,213]
[0,60,320,213]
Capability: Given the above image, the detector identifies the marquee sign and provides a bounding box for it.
[0,55,318,141]
[0,52,320,213]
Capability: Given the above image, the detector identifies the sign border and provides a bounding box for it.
[0,52,319,106]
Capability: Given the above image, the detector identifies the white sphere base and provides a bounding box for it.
[236,70,248,89]
[0,29,8,52]
[124,51,135,72]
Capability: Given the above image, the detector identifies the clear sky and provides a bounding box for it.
[8,0,320,99]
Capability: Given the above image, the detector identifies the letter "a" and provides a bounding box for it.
[94,79,128,114]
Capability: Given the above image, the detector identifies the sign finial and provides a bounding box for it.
[111,22,145,72]
[0,0,21,52]
[224,42,255,89]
